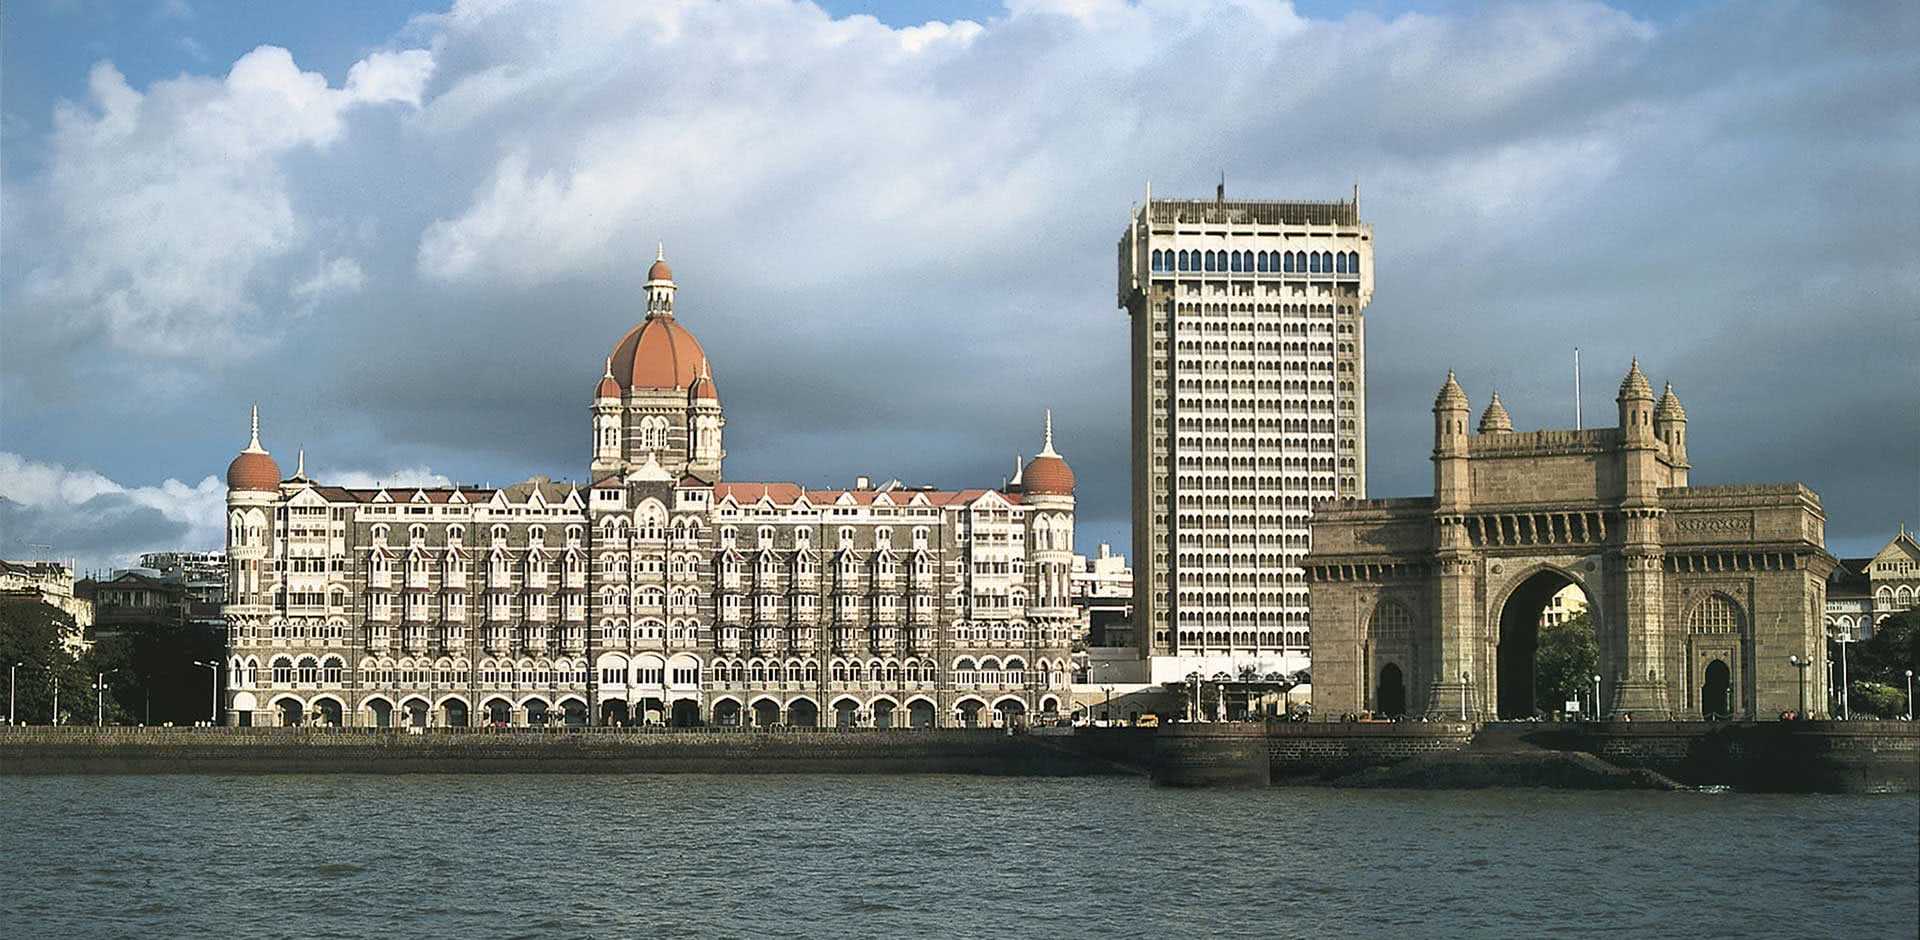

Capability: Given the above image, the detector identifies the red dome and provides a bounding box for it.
[1022,454,1075,496]
[609,316,710,392]
[227,451,281,492]
[648,258,673,282]
[690,373,719,403]
[596,374,622,399]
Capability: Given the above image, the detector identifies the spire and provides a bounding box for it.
[604,357,614,379]
[1618,357,1653,400]
[1038,409,1060,458]
[1478,390,1513,433]
[1434,370,1469,410]
[243,404,267,454]
[295,447,306,479]
[656,242,665,263]
[1010,455,1024,487]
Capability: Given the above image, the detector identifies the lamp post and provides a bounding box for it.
[1460,671,1470,722]
[8,662,18,726]
[192,661,220,727]
[1788,655,1810,718]
[95,672,105,727]
[1836,631,1851,720]
[1592,674,1602,721]
[52,673,59,726]
[1906,670,1914,722]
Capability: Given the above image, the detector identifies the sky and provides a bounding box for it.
[1,0,1916,575]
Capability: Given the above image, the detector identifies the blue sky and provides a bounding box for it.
[2,0,1915,573]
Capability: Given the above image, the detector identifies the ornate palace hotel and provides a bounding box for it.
[221,250,1077,728]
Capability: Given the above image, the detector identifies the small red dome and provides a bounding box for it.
[1022,454,1075,496]
[690,374,719,403]
[648,258,673,282]
[596,374,622,399]
[227,451,281,492]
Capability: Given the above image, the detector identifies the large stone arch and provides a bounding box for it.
[1484,559,1604,720]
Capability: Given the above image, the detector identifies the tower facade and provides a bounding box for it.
[1117,188,1372,678]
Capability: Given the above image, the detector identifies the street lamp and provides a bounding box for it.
[1460,671,1470,722]
[192,661,220,727]
[1834,630,1852,720]
[8,662,18,726]
[1592,674,1602,721]
[1906,670,1914,722]
[1788,655,1810,719]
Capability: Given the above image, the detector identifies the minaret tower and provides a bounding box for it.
[1654,383,1689,487]
[1427,371,1481,719]
[1022,410,1077,614]
[1611,359,1673,719]
[591,358,623,477]
[224,405,282,724]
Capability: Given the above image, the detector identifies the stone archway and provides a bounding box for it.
[671,699,701,727]
[601,699,631,726]
[441,698,470,728]
[788,698,820,728]
[751,698,781,727]
[276,697,304,727]
[713,699,742,726]
[1493,567,1594,720]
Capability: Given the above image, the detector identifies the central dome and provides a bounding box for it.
[609,316,709,392]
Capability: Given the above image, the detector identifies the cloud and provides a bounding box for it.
[0,452,460,572]
[9,43,431,366]
[3,0,1916,570]
[0,451,225,573]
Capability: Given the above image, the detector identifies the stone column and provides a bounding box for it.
[1610,508,1673,719]
[1424,520,1483,721]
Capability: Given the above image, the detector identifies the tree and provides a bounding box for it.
[1534,610,1598,715]
[0,597,97,724]
[1852,611,1917,686]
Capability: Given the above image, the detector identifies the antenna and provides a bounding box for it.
[1573,347,1583,430]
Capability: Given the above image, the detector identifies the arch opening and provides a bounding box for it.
[1702,659,1732,719]
[1375,663,1407,719]
[1496,571,1594,720]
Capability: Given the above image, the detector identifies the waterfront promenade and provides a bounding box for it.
[5,720,1913,793]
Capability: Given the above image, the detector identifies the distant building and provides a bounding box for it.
[0,559,93,653]
[1827,527,1920,641]
[1070,543,1133,648]
[1117,186,1372,684]
[80,570,191,635]
[140,550,227,628]
[1538,584,1588,628]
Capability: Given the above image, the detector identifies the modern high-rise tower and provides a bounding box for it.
[1117,185,1372,681]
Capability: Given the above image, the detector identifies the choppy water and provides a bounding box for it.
[1,775,1914,938]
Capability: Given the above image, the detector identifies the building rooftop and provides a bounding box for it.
[1146,198,1359,227]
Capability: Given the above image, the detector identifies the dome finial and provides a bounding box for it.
[603,356,614,379]
[656,241,665,262]
[1011,455,1024,487]
[244,404,267,454]
[295,447,306,479]
[1038,409,1060,458]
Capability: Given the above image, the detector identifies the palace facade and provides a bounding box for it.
[222,250,1077,728]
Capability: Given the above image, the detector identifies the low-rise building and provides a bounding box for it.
[0,559,93,653]
[1827,527,1920,641]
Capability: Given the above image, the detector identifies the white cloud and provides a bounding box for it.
[14,44,431,360]
[290,256,368,305]
[0,451,226,572]
[315,466,455,490]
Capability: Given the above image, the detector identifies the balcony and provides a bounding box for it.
[485,630,512,655]
[751,626,783,656]
[444,571,467,589]
[716,629,743,653]
[789,627,816,652]
[906,627,933,654]
[832,627,858,653]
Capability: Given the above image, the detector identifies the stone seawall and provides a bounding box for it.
[1266,721,1476,781]
[1569,721,1919,793]
[0,727,1149,777]
[1153,723,1269,787]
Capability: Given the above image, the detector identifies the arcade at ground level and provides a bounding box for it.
[227,691,1063,729]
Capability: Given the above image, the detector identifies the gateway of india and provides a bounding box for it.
[1305,363,1835,721]
[221,249,1078,728]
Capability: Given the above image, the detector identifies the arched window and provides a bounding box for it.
[1335,252,1347,274]
[1255,252,1268,272]
[1203,251,1215,272]
[1348,251,1361,276]
[1687,594,1744,634]
[1369,601,1411,642]
[272,657,294,684]
[1229,252,1241,272]
[1283,252,1295,273]
[1150,249,1163,271]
